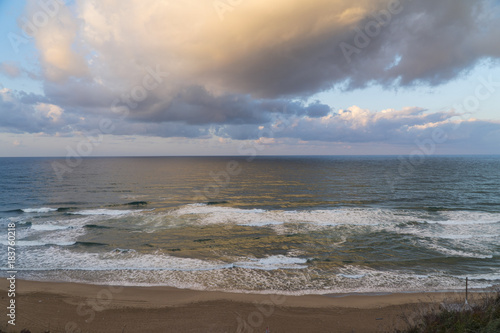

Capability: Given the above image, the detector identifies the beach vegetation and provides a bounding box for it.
[397,291,500,333]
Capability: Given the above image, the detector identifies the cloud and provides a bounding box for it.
[0,63,21,78]
[20,0,498,115]
[24,0,88,81]
[271,106,456,143]
[217,106,500,151]
[4,0,499,153]
[49,0,499,96]
[0,87,224,138]
[0,88,73,134]
[2,84,500,153]
[26,0,500,97]
[34,103,63,121]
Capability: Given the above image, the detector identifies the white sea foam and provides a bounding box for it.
[176,204,266,215]
[0,240,76,246]
[428,220,500,226]
[22,207,57,213]
[11,246,311,273]
[240,220,284,227]
[4,205,498,293]
[433,211,500,225]
[172,204,401,231]
[425,242,493,259]
[70,209,139,216]
[233,255,308,270]
[13,247,232,271]
[338,274,365,279]
[11,220,88,247]
[397,223,500,241]
[460,273,500,281]
[437,234,500,240]
[172,205,500,230]
[111,248,137,254]
[3,245,495,294]
[9,261,479,295]
[30,224,73,231]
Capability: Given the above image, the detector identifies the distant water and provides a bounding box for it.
[1,156,499,294]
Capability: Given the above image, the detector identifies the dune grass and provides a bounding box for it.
[397,291,500,333]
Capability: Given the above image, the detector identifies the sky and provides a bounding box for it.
[0,0,500,157]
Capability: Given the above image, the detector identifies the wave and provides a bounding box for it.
[0,240,76,247]
[170,205,409,233]
[425,242,493,259]
[13,247,233,272]
[70,209,141,216]
[338,274,365,279]
[108,201,149,207]
[30,224,73,231]
[73,241,109,247]
[84,224,112,229]
[111,248,137,254]
[206,201,229,205]
[425,220,500,226]
[165,205,500,244]
[7,221,88,247]
[436,234,500,240]
[3,209,24,213]
[16,221,32,226]
[177,204,266,215]
[21,207,58,213]
[436,211,500,225]
[10,247,307,272]
[3,207,75,214]
[125,201,148,206]
[456,273,500,281]
[56,207,74,212]
[240,220,284,227]
[7,250,496,293]
[233,255,308,270]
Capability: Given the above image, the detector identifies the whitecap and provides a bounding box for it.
[22,207,57,213]
[30,224,73,231]
[70,209,139,216]
[233,255,308,270]
[0,240,76,247]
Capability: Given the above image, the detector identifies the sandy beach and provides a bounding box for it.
[0,279,471,333]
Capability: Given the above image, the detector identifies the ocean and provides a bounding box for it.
[1,155,499,294]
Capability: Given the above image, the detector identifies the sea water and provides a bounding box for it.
[0,156,499,294]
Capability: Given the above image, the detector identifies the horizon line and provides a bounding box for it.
[1,153,499,158]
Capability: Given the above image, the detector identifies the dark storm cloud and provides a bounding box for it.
[206,0,500,97]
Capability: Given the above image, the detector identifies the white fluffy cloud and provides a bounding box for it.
[24,1,88,81]
[34,103,63,121]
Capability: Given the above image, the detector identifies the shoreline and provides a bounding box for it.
[0,279,478,333]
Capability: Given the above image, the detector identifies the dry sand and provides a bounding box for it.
[0,279,467,333]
